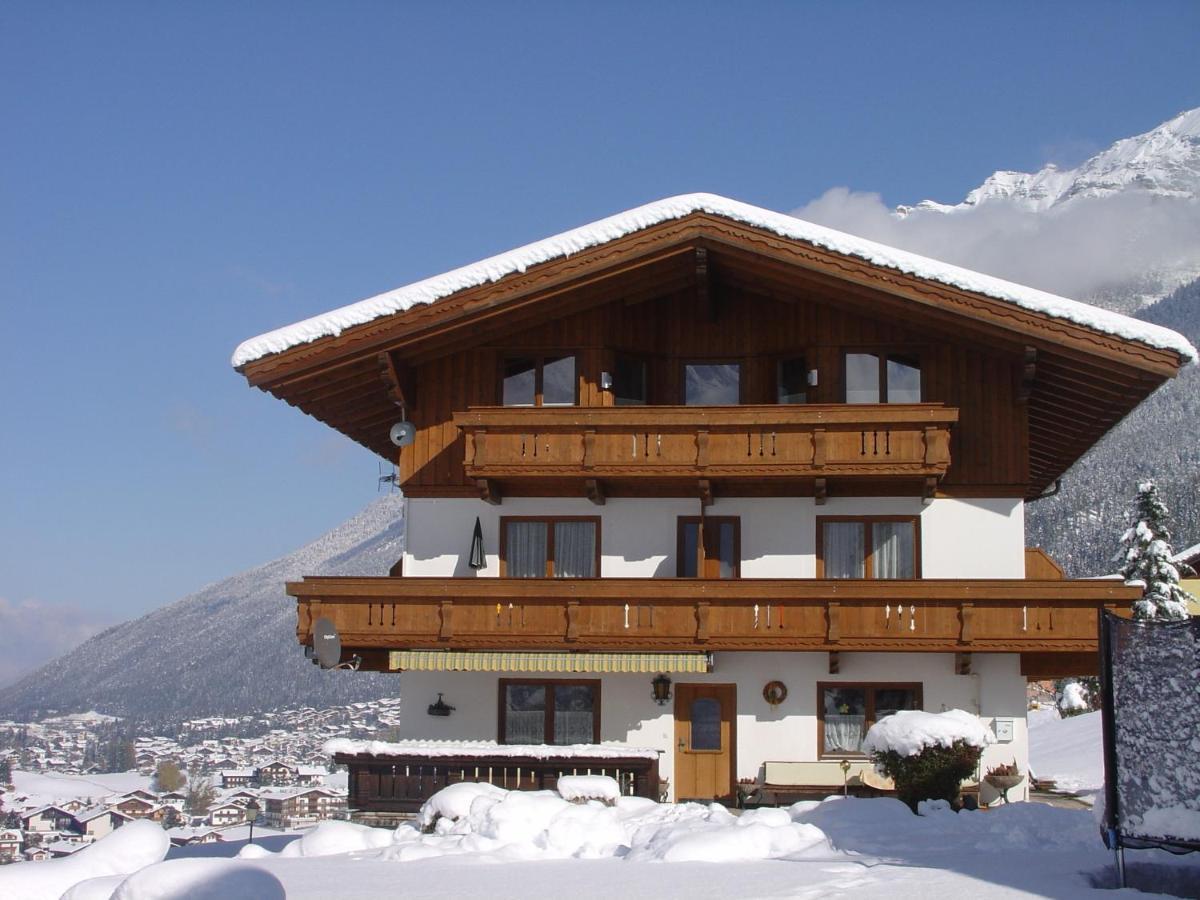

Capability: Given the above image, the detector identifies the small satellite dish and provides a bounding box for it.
[312,617,342,669]
[389,421,416,448]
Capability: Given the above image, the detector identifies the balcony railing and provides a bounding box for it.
[288,576,1137,662]
[452,404,957,484]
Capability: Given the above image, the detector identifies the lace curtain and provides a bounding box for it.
[824,714,866,752]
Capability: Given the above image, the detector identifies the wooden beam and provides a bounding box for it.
[585,478,606,506]
[814,477,827,506]
[922,476,937,506]
[955,652,972,675]
[828,651,840,674]
[377,351,415,411]
[694,246,716,321]
[477,479,502,505]
[698,478,713,508]
[1017,347,1037,405]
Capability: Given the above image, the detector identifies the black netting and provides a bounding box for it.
[1101,612,1200,851]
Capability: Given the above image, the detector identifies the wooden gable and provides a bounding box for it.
[237,214,1187,499]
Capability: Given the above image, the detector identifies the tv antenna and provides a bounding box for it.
[378,461,399,493]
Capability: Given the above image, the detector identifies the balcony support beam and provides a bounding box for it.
[585,478,606,506]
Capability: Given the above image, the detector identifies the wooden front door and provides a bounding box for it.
[673,683,736,801]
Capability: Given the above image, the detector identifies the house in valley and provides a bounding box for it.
[0,829,22,864]
[258,787,346,828]
[233,193,1195,811]
[68,806,132,842]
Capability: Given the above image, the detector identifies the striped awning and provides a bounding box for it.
[388,650,713,674]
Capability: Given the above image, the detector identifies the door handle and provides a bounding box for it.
[678,739,686,751]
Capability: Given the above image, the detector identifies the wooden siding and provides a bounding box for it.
[289,576,1138,665]
[399,289,1027,496]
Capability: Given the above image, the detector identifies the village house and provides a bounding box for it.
[68,806,132,842]
[207,801,249,828]
[21,806,75,834]
[219,769,255,789]
[110,795,158,820]
[0,829,22,864]
[233,193,1193,813]
[167,827,225,848]
[258,788,346,829]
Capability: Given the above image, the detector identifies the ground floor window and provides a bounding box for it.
[818,682,921,757]
[499,679,600,745]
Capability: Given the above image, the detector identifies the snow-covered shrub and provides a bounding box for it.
[863,709,994,812]
[1056,680,1091,718]
[417,781,507,832]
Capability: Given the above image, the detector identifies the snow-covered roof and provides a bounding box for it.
[1172,541,1200,566]
[324,738,661,761]
[232,193,1198,368]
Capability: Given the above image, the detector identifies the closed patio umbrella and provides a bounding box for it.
[468,517,486,570]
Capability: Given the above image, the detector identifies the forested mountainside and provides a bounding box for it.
[1027,276,1200,575]
[0,496,406,723]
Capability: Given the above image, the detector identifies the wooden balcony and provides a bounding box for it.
[452,404,957,499]
[288,576,1137,668]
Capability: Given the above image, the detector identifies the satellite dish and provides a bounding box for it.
[312,617,342,669]
[389,421,416,447]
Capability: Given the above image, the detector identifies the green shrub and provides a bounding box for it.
[872,739,983,812]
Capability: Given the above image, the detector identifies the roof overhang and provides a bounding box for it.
[234,196,1195,497]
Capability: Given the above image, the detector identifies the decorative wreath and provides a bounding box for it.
[762,680,788,707]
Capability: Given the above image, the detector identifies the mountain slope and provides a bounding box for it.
[0,495,406,722]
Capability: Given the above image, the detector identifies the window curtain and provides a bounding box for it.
[872,522,915,579]
[824,714,866,752]
[507,522,548,577]
[554,521,596,578]
[505,685,546,744]
[823,522,865,578]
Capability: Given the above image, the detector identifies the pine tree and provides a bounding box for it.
[1118,480,1195,620]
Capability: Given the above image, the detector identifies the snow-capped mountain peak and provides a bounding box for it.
[899,107,1200,216]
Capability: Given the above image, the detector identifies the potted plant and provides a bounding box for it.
[736,777,759,807]
[983,761,1024,804]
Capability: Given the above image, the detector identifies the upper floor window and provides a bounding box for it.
[613,353,648,406]
[684,362,740,405]
[500,517,598,577]
[502,354,576,407]
[844,352,921,404]
[677,516,740,578]
[817,516,918,579]
[777,355,809,404]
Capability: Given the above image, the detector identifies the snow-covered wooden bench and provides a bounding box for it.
[760,760,894,804]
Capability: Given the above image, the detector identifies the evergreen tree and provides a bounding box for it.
[1117,480,1195,620]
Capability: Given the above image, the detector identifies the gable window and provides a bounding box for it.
[614,354,648,405]
[817,516,918,579]
[777,356,809,404]
[677,516,740,578]
[502,354,577,406]
[844,352,921,403]
[818,683,921,756]
[500,517,599,577]
[500,679,600,744]
[684,362,740,405]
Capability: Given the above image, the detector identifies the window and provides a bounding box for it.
[817,517,918,579]
[777,356,809,404]
[500,517,599,577]
[613,354,648,406]
[690,696,723,751]
[500,679,600,744]
[677,517,740,578]
[844,352,921,403]
[502,354,577,407]
[684,362,740,405]
[818,683,921,756]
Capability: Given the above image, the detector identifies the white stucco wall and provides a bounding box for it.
[403,495,1025,579]
[390,650,1028,804]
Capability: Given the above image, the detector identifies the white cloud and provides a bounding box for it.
[0,597,115,688]
[793,189,1200,306]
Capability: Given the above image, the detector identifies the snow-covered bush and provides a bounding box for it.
[1057,680,1092,718]
[863,709,994,812]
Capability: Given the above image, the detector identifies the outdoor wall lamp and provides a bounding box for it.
[651,673,672,706]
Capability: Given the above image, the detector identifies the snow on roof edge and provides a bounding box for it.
[231,193,1198,368]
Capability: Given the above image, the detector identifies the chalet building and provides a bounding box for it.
[21,806,75,834]
[0,829,22,864]
[68,806,132,841]
[111,795,157,819]
[207,801,249,828]
[258,788,346,828]
[234,193,1195,810]
[220,769,255,788]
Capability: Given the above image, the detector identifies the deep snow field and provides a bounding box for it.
[1,710,1196,899]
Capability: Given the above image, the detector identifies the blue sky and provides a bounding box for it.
[2,2,1198,674]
